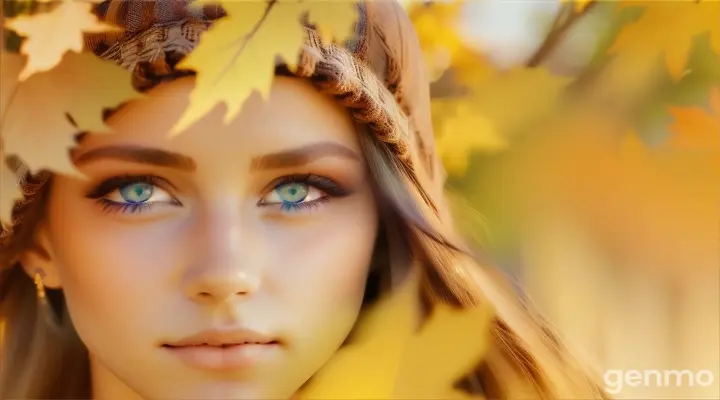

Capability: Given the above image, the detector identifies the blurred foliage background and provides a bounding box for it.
[403,1,718,399]
[2,0,718,398]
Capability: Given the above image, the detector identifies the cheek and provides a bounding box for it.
[265,202,378,340]
[45,182,183,343]
[271,218,375,289]
[272,221,376,299]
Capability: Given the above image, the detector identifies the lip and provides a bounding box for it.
[162,328,281,371]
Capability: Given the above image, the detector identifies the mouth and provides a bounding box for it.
[162,328,281,371]
[162,341,279,348]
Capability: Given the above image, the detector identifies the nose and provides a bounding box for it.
[183,204,263,303]
[190,268,260,302]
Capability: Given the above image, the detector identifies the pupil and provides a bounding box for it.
[121,183,153,203]
[278,183,308,203]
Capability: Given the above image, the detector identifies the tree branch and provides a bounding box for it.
[526,1,598,68]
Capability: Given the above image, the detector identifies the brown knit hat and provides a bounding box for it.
[83,0,446,199]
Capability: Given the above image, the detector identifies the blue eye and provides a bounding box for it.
[86,175,179,215]
[119,182,154,203]
[275,183,309,204]
[258,175,349,213]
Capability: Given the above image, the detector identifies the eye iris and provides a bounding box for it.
[277,183,308,203]
[119,183,153,203]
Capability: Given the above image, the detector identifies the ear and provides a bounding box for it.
[18,224,62,289]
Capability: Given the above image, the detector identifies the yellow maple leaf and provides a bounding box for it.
[608,1,720,81]
[0,52,25,128]
[435,102,507,176]
[408,1,493,85]
[433,67,569,176]
[409,1,465,81]
[667,87,720,152]
[392,302,492,399]
[171,0,274,135]
[5,0,119,81]
[171,0,359,135]
[303,0,358,46]
[466,68,571,135]
[299,277,418,398]
[1,52,140,176]
[300,274,493,399]
[0,54,25,226]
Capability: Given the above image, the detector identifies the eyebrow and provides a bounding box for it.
[250,141,361,170]
[72,141,361,172]
[72,145,197,171]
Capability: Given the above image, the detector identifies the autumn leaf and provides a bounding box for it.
[0,52,25,127]
[608,1,720,81]
[667,87,720,151]
[299,276,418,398]
[0,54,25,226]
[433,67,570,176]
[4,0,119,81]
[465,68,571,135]
[172,0,302,135]
[392,301,492,399]
[1,52,139,176]
[435,102,507,176]
[408,1,494,84]
[300,274,492,399]
[409,1,465,81]
[304,0,358,46]
[171,0,359,135]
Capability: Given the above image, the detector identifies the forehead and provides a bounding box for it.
[77,76,362,161]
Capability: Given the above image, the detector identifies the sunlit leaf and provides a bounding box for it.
[4,0,118,80]
[301,275,493,399]
[0,52,139,177]
[608,1,719,81]
[299,277,418,398]
[171,0,359,135]
[303,0,357,46]
[392,300,492,399]
[435,101,507,176]
[433,67,570,176]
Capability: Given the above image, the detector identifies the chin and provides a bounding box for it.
[145,381,289,400]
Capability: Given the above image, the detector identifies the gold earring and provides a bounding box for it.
[33,269,47,300]
[33,269,61,328]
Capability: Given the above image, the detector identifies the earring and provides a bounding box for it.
[33,269,47,300]
[33,269,61,328]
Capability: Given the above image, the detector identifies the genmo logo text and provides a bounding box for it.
[603,369,715,395]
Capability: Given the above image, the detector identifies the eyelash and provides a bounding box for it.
[84,174,351,215]
[85,175,178,215]
[258,174,351,213]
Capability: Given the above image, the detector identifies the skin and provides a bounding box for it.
[22,77,379,399]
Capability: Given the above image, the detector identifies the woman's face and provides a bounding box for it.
[27,77,379,399]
